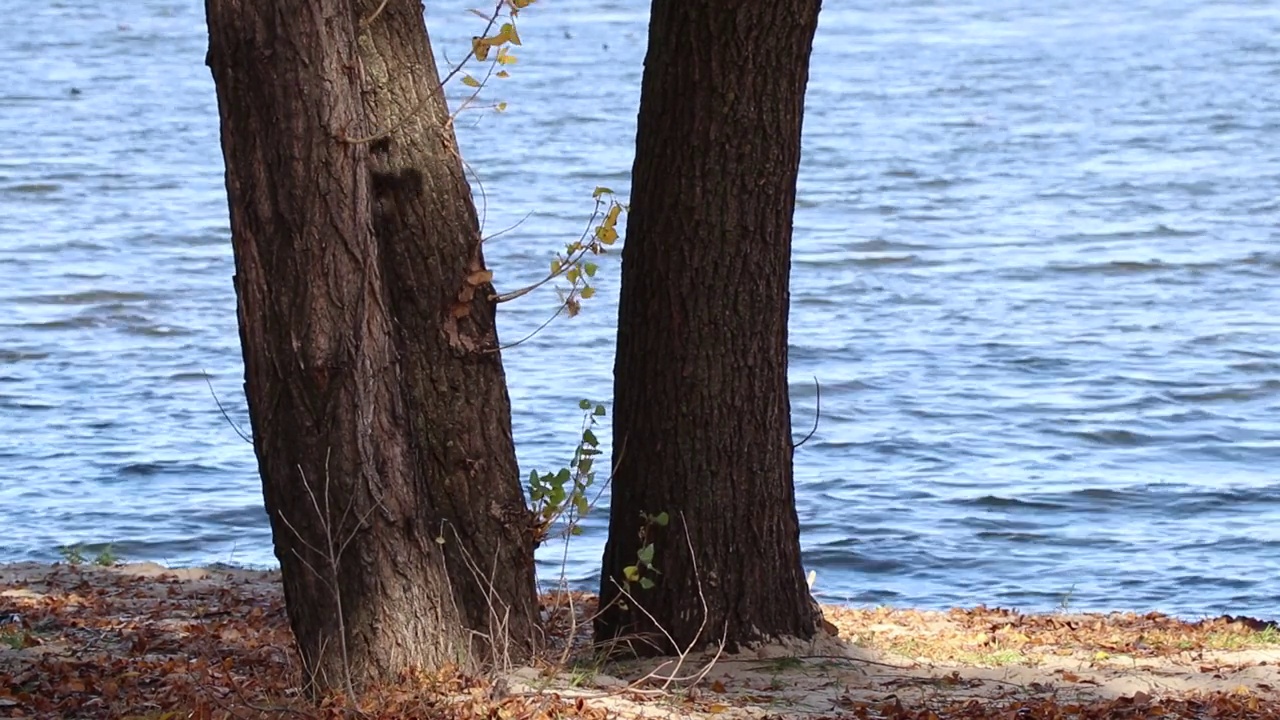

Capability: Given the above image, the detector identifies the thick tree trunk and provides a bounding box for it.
[205,0,537,694]
[597,0,823,654]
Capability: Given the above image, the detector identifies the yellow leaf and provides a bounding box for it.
[550,259,562,275]
[500,22,523,46]
[604,204,622,227]
[496,47,518,65]
[496,102,508,112]
[580,286,596,299]
[592,186,614,198]
[466,270,493,285]
[512,0,532,7]
[595,226,618,244]
[496,70,510,79]
[708,704,730,714]
[471,37,490,61]
[461,75,481,88]
[566,267,580,284]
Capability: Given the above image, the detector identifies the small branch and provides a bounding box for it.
[358,0,391,28]
[203,370,252,444]
[341,0,506,145]
[793,375,821,449]
[488,293,572,353]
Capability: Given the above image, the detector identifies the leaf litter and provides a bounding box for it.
[2,562,1279,718]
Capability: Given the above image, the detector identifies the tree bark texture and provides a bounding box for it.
[597,0,824,654]
[205,0,537,693]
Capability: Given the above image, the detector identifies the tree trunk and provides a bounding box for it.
[597,0,824,654]
[205,0,538,694]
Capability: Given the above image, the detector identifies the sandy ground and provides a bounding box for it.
[2,562,1278,718]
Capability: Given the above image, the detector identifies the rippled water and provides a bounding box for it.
[2,0,1278,618]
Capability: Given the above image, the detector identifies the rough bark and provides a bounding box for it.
[597,0,824,654]
[205,0,537,693]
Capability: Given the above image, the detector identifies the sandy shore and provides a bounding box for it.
[2,561,1278,719]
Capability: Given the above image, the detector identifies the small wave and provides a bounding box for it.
[974,530,1049,543]
[1051,427,1157,446]
[0,349,50,362]
[1046,259,1175,275]
[1060,224,1205,242]
[846,238,934,252]
[2,182,61,194]
[1169,381,1280,403]
[11,290,152,305]
[850,254,926,267]
[955,495,1066,511]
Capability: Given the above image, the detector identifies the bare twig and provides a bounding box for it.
[202,370,252,444]
[342,0,506,146]
[358,0,391,28]
[793,375,821,449]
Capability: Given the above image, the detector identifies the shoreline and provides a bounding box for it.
[3,561,1279,719]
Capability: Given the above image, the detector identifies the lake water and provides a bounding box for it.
[2,0,1278,619]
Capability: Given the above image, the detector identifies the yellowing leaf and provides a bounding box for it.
[595,225,619,244]
[466,270,494,286]
[461,75,481,88]
[550,258,562,275]
[512,0,532,7]
[604,204,623,227]
[500,22,523,46]
[708,704,730,714]
[566,267,580,284]
[592,186,614,198]
[497,47,518,65]
[496,102,508,112]
[471,37,490,61]
[580,286,596,299]
[496,70,510,79]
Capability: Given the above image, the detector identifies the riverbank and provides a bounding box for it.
[2,562,1278,719]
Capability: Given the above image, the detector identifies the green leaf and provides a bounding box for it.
[574,495,589,516]
[579,399,592,410]
[639,577,656,590]
[578,458,593,475]
[461,75,481,88]
[637,543,655,566]
[653,512,670,527]
[549,485,566,505]
[594,404,607,417]
[592,186,614,198]
[580,286,596,299]
[582,429,599,447]
[623,565,640,582]
[555,467,571,484]
[570,525,584,536]
[584,262,598,277]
